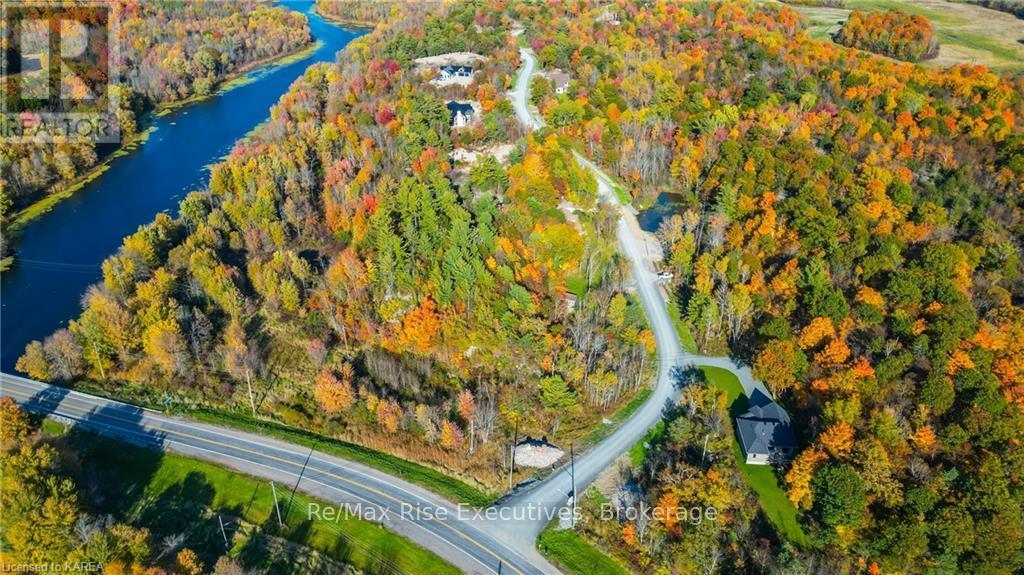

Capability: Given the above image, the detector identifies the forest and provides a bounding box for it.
[0,398,208,573]
[780,0,846,6]
[0,396,381,573]
[514,0,1023,573]
[15,1,655,492]
[0,0,312,257]
[955,0,1024,19]
[834,9,940,62]
[569,374,767,574]
[8,0,1024,572]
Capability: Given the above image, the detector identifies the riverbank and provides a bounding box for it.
[3,37,320,251]
[154,38,325,118]
[5,127,155,234]
[314,6,380,29]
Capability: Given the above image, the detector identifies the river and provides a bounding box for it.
[1,1,364,371]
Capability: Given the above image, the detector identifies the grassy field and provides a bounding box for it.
[538,522,630,575]
[778,0,1024,72]
[629,417,666,467]
[53,425,458,574]
[700,366,810,548]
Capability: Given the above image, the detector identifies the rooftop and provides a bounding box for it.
[735,389,797,457]
[550,71,571,87]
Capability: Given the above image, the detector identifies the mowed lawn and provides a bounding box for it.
[538,523,630,575]
[58,428,459,574]
[700,366,810,548]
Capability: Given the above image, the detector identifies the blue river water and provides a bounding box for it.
[1,2,364,371]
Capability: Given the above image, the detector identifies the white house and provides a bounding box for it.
[439,65,474,82]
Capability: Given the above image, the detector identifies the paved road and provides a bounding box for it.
[486,47,770,547]
[0,372,547,575]
[0,44,772,575]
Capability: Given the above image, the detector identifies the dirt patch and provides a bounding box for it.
[413,52,488,68]
[451,143,515,166]
[591,453,633,501]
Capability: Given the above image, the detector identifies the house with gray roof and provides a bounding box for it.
[550,70,571,94]
[735,389,797,465]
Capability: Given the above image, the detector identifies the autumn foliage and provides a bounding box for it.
[0,1,313,241]
[835,10,940,62]
[17,0,656,494]
[520,0,1024,571]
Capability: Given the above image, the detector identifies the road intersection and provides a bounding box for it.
[0,43,769,575]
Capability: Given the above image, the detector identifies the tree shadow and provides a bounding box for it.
[236,516,343,574]
[728,391,750,420]
[20,384,71,420]
[751,505,784,549]
[14,386,159,517]
[134,470,246,567]
[47,398,243,565]
[57,400,168,515]
[136,471,215,536]
[671,364,702,389]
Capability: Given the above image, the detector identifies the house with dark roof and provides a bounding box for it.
[439,65,474,81]
[447,101,475,128]
[735,389,797,465]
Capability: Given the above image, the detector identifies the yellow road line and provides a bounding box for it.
[1,381,526,575]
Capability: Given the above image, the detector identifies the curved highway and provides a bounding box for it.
[0,373,547,575]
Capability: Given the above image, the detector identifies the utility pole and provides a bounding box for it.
[270,481,284,527]
[245,369,257,419]
[90,337,105,380]
[570,443,576,529]
[218,515,229,548]
[508,418,518,490]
